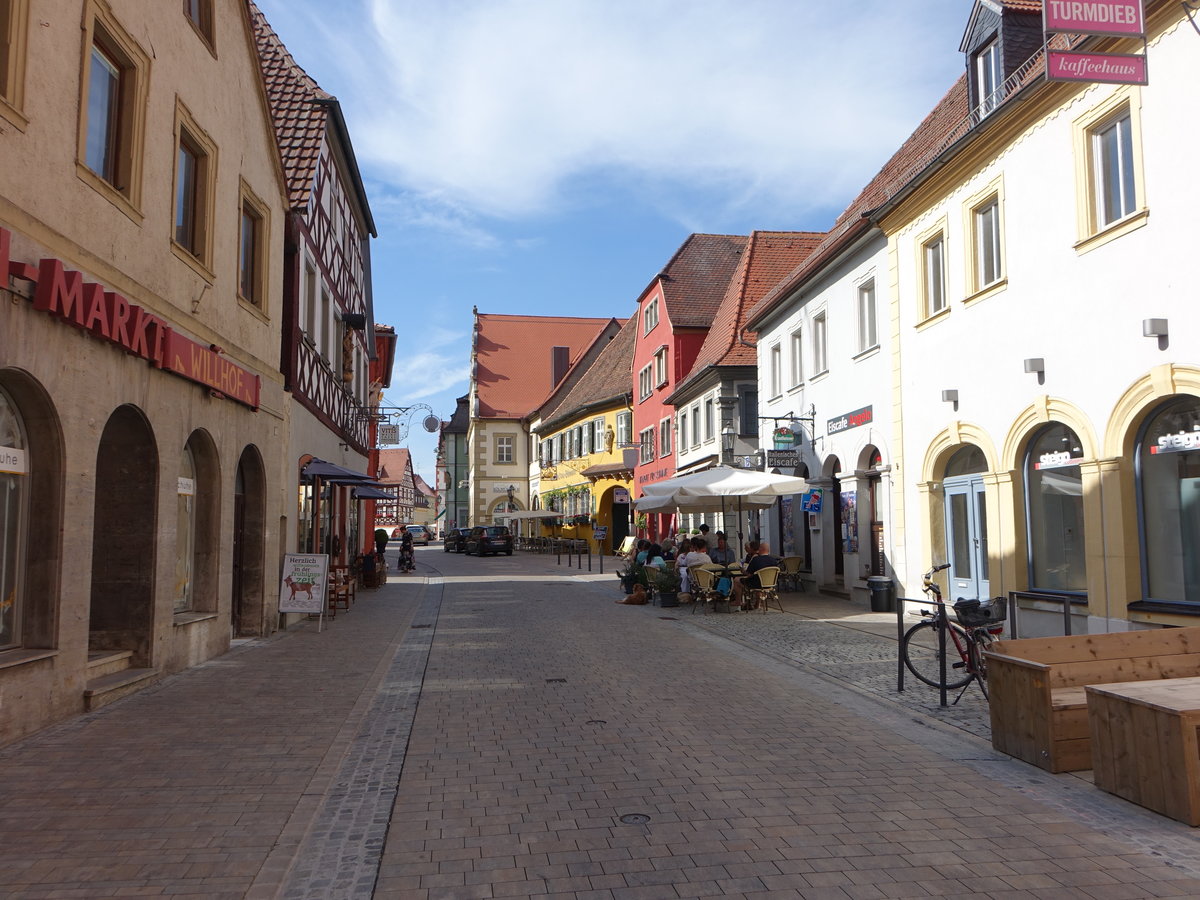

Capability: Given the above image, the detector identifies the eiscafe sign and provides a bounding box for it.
[1044,1,1145,37]
[1,226,260,409]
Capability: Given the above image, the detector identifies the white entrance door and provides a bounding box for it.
[944,476,989,600]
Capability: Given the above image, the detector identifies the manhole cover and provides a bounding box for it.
[619,814,651,825]
[411,624,432,629]
[545,678,567,683]
[659,617,678,621]
[585,719,607,725]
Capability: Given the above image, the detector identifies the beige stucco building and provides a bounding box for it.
[0,1,290,744]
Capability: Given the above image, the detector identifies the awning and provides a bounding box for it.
[580,461,634,479]
[673,454,719,477]
[301,458,372,481]
[352,485,394,500]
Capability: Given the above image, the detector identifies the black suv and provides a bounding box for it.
[466,525,513,556]
[443,527,469,553]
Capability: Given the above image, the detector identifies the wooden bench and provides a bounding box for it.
[985,626,1200,773]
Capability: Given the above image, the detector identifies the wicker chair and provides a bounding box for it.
[689,566,722,614]
[778,556,805,593]
[744,566,783,613]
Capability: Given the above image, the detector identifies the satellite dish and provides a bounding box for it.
[422,415,440,433]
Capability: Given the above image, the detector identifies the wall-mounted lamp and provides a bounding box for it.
[1143,318,1169,350]
[1023,357,1045,386]
[941,389,959,413]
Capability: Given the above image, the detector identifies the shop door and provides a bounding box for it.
[231,479,245,634]
[610,502,629,551]
[944,477,989,599]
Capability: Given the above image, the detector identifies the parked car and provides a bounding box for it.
[406,524,433,545]
[443,527,469,553]
[465,525,513,556]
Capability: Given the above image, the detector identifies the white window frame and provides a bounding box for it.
[973,197,1002,291]
[690,404,700,447]
[789,328,803,387]
[637,364,653,402]
[616,411,632,447]
[1092,111,1136,229]
[769,344,781,397]
[659,417,672,457]
[812,311,828,376]
[679,411,689,450]
[857,279,877,353]
[704,398,714,443]
[495,435,513,464]
[976,39,1002,116]
[638,427,656,464]
[922,232,946,318]
[643,297,659,334]
[592,417,605,453]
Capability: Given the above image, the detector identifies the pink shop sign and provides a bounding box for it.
[1047,50,1147,85]
[1044,0,1145,37]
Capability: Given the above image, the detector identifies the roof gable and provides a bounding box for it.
[473,314,616,419]
[654,234,748,328]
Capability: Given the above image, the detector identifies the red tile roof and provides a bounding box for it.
[656,234,748,328]
[247,1,330,209]
[999,0,1042,12]
[673,231,823,398]
[474,314,616,419]
[746,76,970,329]
[378,448,412,483]
[539,315,637,432]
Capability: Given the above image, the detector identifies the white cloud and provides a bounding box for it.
[316,0,969,225]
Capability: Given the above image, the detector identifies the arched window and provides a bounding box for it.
[0,387,28,650]
[1138,397,1200,604]
[1024,423,1087,592]
[174,445,196,612]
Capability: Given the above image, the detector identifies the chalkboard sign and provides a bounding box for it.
[593,526,609,542]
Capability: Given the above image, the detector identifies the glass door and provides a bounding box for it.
[945,476,989,599]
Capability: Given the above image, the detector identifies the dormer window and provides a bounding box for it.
[976,39,1002,115]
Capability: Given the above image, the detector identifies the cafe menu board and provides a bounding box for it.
[279,554,329,614]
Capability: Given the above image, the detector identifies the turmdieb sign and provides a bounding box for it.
[1045,1,1147,87]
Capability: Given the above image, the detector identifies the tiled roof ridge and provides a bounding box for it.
[247,1,332,207]
[475,313,616,324]
[527,317,624,415]
[656,233,749,329]
[672,231,824,398]
[539,316,638,432]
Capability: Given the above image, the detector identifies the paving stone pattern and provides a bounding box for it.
[376,571,1200,899]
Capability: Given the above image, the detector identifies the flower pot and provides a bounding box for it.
[658,591,679,608]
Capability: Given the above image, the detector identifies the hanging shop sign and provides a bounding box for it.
[613,487,631,504]
[772,426,797,449]
[1047,50,1147,85]
[827,405,873,436]
[1044,0,1145,37]
[378,423,400,445]
[2,227,261,409]
[1044,1,1146,87]
[766,450,801,469]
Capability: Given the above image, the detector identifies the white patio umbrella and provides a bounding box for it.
[636,466,809,556]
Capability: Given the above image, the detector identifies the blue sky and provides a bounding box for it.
[254,0,974,478]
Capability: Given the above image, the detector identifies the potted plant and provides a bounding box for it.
[616,560,645,595]
[652,565,681,608]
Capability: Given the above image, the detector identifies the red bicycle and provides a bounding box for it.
[900,563,1006,700]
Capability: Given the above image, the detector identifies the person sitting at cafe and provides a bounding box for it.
[732,541,780,610]
[709,532,736,565]
[634,539,651,565]
[644,543,666,569]
[660,537,676,561]
[741,539,760,566]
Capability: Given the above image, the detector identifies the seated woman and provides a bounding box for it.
[634,539,651,565]
[644,543,667,569]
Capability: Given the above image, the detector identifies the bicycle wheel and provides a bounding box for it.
[968,629,999,699]
[902,619,973,689]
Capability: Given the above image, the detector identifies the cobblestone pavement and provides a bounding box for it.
[2,548,1200,899]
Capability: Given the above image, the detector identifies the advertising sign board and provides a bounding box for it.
[766,450,802,469]
[1044,0,1145,37]
[1047,50,1147,84]
[278,553,329,615]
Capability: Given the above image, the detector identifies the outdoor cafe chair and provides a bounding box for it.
[688,566,723,615]
[745,566,783,613]
[778,556,805,593]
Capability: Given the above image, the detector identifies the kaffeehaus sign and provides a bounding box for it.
[1,226,260,409]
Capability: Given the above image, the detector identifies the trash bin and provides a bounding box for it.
[867,575,895,613]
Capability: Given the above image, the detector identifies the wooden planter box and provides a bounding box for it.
[985,626,1200,773]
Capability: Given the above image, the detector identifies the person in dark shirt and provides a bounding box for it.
[733,541,780,610]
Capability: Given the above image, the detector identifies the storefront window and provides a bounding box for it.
[174,446,196,611]
[1025,424,1086,592]
[0,387,27,650]
[1139,397,1200,604]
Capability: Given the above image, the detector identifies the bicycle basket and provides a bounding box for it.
[953,596,1007,627]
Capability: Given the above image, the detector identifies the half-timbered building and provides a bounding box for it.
[250,3,381,569]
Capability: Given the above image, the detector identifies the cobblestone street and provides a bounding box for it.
[2,548,1199,899]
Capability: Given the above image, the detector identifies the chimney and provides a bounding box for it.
[551,346,570,385]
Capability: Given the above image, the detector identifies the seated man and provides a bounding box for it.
[732,541,781,610]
